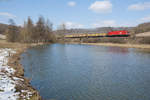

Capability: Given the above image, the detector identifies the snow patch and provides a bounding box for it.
[0,48,33,100]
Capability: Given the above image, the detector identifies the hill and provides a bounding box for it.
[134,22,150,34]
[63,27,134,34]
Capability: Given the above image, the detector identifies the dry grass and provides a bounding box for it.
[0,40,29,48]
[0,40,44,50]
[81,43,150,49]
[136,32,150,37]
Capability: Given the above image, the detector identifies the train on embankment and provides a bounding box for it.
[65,30,130,38]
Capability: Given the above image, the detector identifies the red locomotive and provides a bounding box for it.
[107,30,129,37]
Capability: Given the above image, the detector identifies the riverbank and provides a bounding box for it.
[0,41,42,100]
[80,43,150,49]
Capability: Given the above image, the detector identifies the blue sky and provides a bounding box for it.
[0,0,150,29]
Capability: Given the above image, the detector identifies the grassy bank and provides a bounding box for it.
[63,36,150,49]
[81,43,150,49]
[0,40,42,100]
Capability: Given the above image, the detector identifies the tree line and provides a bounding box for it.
[5,16,56,43]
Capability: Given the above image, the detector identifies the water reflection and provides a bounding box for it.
[107,47,129,54]
[21,44,150,100]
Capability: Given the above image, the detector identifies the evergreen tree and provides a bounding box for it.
[6,19,20,42]
[20,21,27,42]
[35,16,46,42]
[26,17,34,42]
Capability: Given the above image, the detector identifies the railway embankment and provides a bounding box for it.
[63,33,150,49]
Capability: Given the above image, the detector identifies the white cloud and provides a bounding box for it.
[140,15,150,22]
[89,1,112,13]
[68,1,76,7]
[128,2,150,11]
[0,12,16,18]
[92,20,116,28]
[65,22,84,29]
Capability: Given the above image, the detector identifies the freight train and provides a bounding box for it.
[65,30,129,38]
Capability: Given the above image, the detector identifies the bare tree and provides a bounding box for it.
[45,19,56,42]
[56,23,67,40]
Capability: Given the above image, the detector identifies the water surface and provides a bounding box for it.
[21,44,150,100]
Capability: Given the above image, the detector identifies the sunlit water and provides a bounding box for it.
[21,44,150,100]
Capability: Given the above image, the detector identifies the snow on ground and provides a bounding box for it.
[0,48,33,100]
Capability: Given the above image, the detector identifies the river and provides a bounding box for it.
[21,44,150,100]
